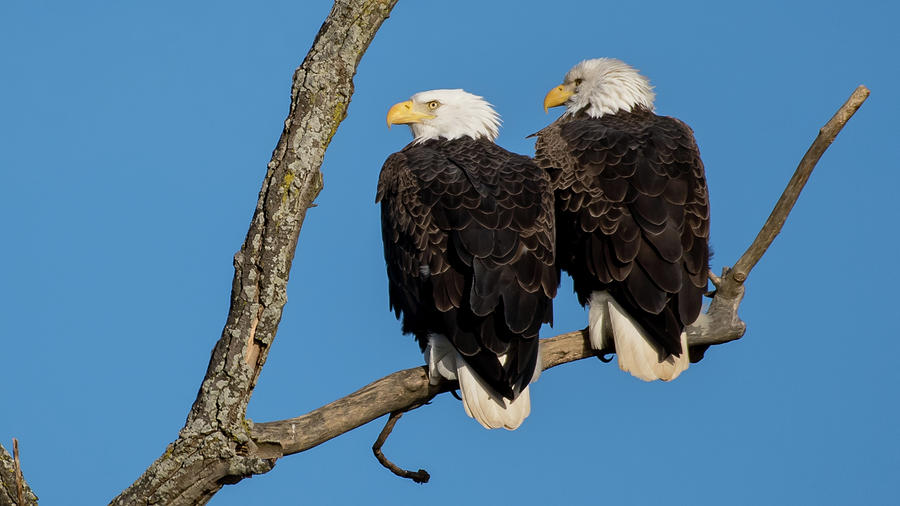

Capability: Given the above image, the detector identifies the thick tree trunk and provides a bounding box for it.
[108,1,398,504]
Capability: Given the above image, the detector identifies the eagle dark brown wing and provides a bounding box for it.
[376,137,556,398]
[534,108,709,359]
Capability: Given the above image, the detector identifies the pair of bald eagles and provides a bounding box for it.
[376,58,710,430]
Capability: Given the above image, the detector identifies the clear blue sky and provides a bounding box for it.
[2,1,898,504]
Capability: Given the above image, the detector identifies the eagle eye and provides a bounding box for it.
[574,78,584,86]
[426,100,440,110]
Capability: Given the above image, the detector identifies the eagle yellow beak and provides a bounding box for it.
[543,84,574,113]
[386,100,435,128]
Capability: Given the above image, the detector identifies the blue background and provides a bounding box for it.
[2,1,898,504]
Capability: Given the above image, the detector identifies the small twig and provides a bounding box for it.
[13,438,24,506]
[372,411,430,484]
[729,85,870,285]
[707,268,722,289]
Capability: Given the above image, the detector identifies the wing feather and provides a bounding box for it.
[535,109,709,359]
[378,137,556,399]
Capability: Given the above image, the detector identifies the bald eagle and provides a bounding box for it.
[378,89,556,429]
[536,59,710,381]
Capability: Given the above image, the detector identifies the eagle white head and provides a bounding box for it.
[386,89,500,143]
[543,58,655,118]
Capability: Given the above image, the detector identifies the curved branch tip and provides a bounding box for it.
[729,85,869,285]
[372,411,431,484]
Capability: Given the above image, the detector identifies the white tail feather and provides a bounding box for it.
[531,343,543,383]
[425,334,534,430]
[588,291,689,382]
[425,333,458,384]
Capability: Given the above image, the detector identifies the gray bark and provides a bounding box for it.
[108,1,398,504]
[728,85,871,284]
[0,443,36,506]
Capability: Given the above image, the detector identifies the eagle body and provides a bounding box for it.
[539,59,710,381]
[379,90,556,429]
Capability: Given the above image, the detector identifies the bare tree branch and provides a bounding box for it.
[250,320,727,459]
[109,1,398,504]
[729,85,871,285]
[0,440,37,506]
[372,411,431,483]
[249,86,869,479]
[12,440,22,506]
[252,366,445,458]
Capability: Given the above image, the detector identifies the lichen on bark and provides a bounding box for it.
[108,1,399,504]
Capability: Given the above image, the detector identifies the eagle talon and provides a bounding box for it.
[596,349,616,363]
[450,389,462,401]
